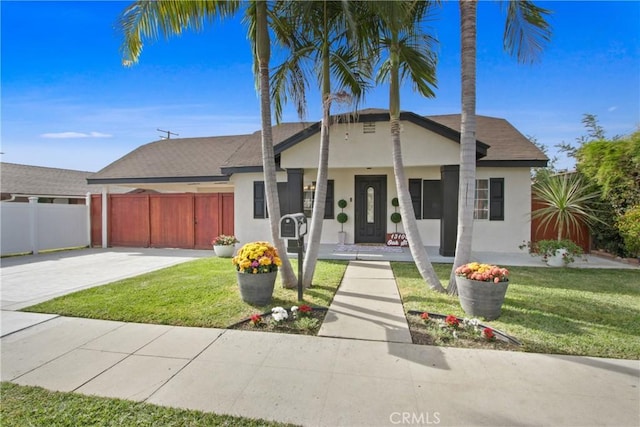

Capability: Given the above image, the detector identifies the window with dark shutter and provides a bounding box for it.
[489,178,504,221]
[409,179,422,219]
[324,180,334,219]
[254,181,265,219]
[423,180,442,219]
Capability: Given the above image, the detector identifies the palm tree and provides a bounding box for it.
[117,0,298,287]
[367,1,445,292]
[271,1,369,288]
[448,0,552,295]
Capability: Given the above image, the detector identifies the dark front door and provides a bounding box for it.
[354,175,387,243]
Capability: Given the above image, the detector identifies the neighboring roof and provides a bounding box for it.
[1,162,96,198]
[89,109,547,184]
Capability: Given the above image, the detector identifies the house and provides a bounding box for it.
[1,162,98,204]
[89,109,547,254]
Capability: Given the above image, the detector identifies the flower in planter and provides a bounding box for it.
[232,241,282,274]
[482,327,495,341]
[292,304,312,318]
[212,234,239,246]
[421,312,429,322]
[445,315,460,329]
[455,262,509,283]
[271,306,288,323]
[250,314,263,327]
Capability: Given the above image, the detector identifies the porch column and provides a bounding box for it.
[28,196,39,254]
[440,165,459,256]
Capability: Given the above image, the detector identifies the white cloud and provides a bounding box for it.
[608,106,618,112]
[40,131,112,139]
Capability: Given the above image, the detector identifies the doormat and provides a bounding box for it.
[334,244,404,253]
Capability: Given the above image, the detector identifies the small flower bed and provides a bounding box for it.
[230,306,326,335]
[232,241,282,274]
[212,235,239,246]
[455,262,509,283]
[408,311,520,349]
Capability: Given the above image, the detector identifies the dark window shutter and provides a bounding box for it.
[277,182,288,216]
[324,180,334,219]
[489,178,504,221]
[423,180,442,219]
[254,181,265,219]
[409,179,422,219]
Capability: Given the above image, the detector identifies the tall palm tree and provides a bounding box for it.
[117,0,297,287]
[367,1,445,292]
[448,0,551,295]
[271,1,369,288]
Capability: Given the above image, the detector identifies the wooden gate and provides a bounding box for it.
[90,193,234,249]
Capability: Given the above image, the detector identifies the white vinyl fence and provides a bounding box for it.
[1,197,90,256]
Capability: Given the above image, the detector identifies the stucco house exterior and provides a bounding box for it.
[89,109,547,255]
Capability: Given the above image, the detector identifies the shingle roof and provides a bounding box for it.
[89,110,547,183]
[427,114,547,164]
[1,162,96,197]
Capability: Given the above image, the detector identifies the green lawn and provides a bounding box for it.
[392,262,640,359]
[22,256,640,359]
[24,258,347,328]
[0,382,297,427]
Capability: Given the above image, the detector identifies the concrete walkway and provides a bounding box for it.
[2,313,638,426]
[318,261,411,343]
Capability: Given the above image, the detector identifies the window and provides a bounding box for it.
[474,178,504,221]
[363,122,376,133]
[422,180,442,219]
[253,181,289,219]
[408,179,441,219]
[474,179,489,219]
[301,180,334,219]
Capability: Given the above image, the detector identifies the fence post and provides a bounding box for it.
[86,192,92,248]
[102,186,108,248]
[28,196,39,254]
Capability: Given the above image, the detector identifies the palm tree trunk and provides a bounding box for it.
[389,41,445,293]
[256,1,296,288]
[302,3,331,288]
[448,0,477,295]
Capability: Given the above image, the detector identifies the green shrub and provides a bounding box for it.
[618,205,640,257]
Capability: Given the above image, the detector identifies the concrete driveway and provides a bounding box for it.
[0,247,213,312]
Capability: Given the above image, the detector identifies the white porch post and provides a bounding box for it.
[28,196,39,254]
[101,186,108,248]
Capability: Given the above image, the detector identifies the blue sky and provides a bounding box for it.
[2,1,639,172]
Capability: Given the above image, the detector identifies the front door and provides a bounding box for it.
[354,175,387,243]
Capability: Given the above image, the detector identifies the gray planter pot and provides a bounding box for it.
[457,277,509,321]
[237,271,277,305]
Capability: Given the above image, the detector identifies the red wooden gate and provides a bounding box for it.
[90,193,234,249]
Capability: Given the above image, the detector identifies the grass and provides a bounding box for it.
[0,382,297,427]
[392,262,640,359]
[24,258,347,328]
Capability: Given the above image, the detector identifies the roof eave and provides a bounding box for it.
[87,175,230,185]
[478,160,548,167]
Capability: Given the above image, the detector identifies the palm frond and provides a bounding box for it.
[502,0,552,64]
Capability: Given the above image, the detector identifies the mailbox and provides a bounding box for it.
[279,213,307,240]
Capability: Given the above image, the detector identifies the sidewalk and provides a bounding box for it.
[2,259,639,426]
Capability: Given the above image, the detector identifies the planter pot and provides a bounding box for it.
[237,271,277,305]
[456,277,509,321]
[338,231,347,245]
[214,244,235,258]
[546,248,568,267]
